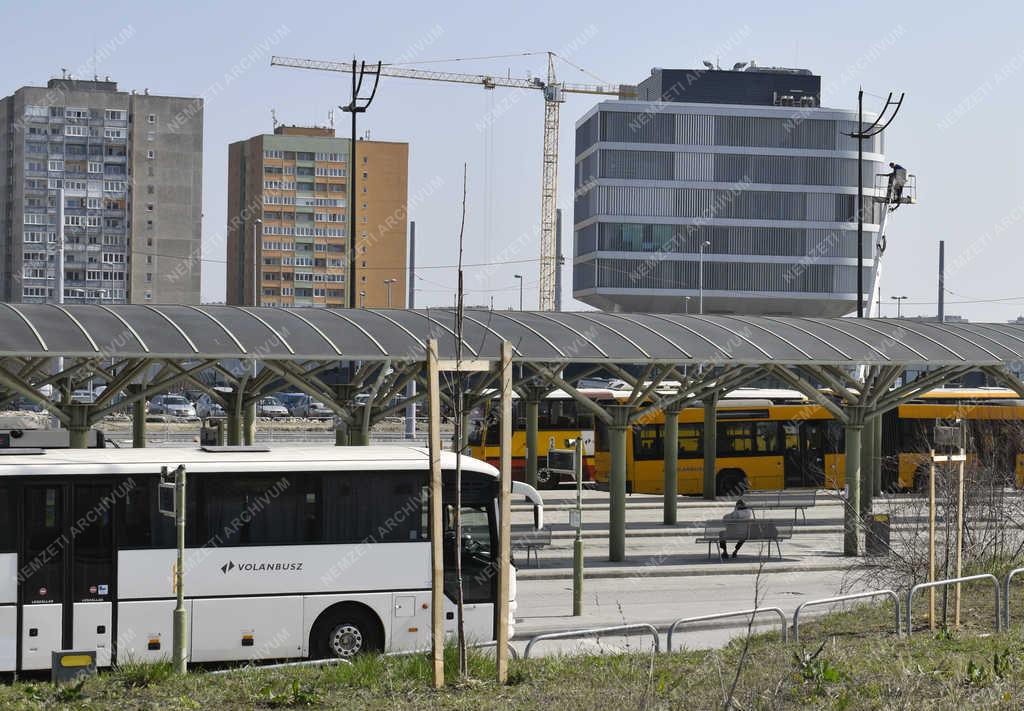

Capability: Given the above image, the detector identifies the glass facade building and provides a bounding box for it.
[573,67,885,316]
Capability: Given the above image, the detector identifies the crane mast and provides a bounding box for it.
[271,53,633,311]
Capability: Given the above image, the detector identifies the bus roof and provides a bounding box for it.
[0,446,499,478]
[917,387,1019,400]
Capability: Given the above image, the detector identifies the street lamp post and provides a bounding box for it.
[383,278,397,308]
[683,296,691,315]
[698,240,711,315]
[514,274,523,311]
[891,295,908,318]
[253,218,262,306]
[359,290,366,308]
[846,88,905,318]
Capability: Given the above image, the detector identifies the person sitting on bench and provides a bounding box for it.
[719,499,753,560]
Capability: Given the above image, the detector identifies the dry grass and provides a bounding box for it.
[6,585,1024,710]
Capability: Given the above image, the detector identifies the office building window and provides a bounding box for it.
[147,114,157,123]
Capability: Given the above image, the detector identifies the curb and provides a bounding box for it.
[516,560,855,581]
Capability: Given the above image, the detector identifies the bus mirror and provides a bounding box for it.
[158,466,176,518]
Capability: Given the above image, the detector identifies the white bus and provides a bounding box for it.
[0,446,542,671]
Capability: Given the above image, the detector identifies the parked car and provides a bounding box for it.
[13,397,44,413]
[149,394,197,419]
[71,389,95,404]
[274,392,308,417]
[294,395,333,419]
[195,393,226,419]
[256,396,289,418]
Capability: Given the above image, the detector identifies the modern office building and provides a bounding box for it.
[573,65,886,316]
[226,125,408,309]
[0,77,203,304]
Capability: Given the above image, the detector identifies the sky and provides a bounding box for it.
[2,0,1022,320]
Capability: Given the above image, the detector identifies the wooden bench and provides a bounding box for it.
[740,490,817,523]
[694,519,794,560]
[511,527,552,568]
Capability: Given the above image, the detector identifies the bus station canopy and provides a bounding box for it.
[1,304,1024,367]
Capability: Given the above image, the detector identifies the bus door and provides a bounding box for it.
[19,482,115,670]
[784,422,828,488]
[800,422,829,487]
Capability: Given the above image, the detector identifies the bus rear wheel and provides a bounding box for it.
[716,470,749,497]
[311,605,384,659]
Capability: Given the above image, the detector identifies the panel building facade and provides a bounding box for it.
[573,66,885,316]
[0,78,203,304]
[226,126,408,308]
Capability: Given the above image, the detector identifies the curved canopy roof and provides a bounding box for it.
[0,304,1021,366]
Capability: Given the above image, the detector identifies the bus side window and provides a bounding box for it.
[634,424,663,461]
[322,471,425,543]
[718,423,755,456]
[0,484,14,552]
[120,476,175,549]
[755,422,781,455]
[678,424,703,458]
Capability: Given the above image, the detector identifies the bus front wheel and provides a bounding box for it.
[311,604,384,659]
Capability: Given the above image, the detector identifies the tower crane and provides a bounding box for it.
[271,53,636,311]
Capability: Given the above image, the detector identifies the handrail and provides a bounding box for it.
[667,607,787,651]
[792,590,899,644]
[524,623,660,659]
[907,574,1000,634]
[1005,567,1024,630]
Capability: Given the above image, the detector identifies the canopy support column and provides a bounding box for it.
[703,392,719,500]
[873,414,884,496]
[68,404,91,449]
[525,394,541,490]
[243,400,256,446]
[844,421,864,557]
[663,402,681,525]
[608,405,630,562]
[129,383,146,449]
[860,416,876,518]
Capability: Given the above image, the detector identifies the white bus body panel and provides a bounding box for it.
[192,596,303,662]
[20,603,61,670]
[118,543,432,599]
[117,599,194,663]
[73,602,112,667]
[0,554,16,604]
[0,606,14,671]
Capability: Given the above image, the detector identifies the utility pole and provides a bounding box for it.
[384,278,397,308]
[340,60,382,309]
[405,222,416,439]
[846,88,904,318]
[891,295,908,318]
[937,240,945,323]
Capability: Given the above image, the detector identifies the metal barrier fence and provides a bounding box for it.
[792,590,900,644]
[524,624,660,659]
[1005,567,1024,630]
[906,573,1001,634]
[666,608,787,651]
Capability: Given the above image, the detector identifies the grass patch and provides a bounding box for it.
[6,588,1024,709]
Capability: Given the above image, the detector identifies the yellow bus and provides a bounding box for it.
[593,391,845,496]
[883,388,1024,490]
[592,386,1024,495]
[468,390,599,488]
